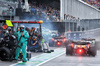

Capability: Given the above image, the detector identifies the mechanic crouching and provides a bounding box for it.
[14,25,29,62]
[30,36,40,52]
[30,36,38,52]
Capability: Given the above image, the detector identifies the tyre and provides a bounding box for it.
[89,47,97,57]
[66,46,73,55]
[0,47,11,61]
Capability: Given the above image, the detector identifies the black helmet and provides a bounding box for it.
[31,27,35,31]
[32,36,37,40]
[25,27,30,31]
[31,27,35,29]
[8,27,11,31]
[34,31,39,36]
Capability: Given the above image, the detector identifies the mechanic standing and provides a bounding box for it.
[14,25,29,62]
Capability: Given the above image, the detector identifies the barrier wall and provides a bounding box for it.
[60,0,100,19]
[83,28,100,50]
[80,19,100,30]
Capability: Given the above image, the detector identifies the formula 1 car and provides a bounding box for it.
[66,40,97,57]
[49,36,67,47]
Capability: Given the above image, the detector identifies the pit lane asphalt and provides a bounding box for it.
[1,47,100,66]
[0,47,57,66]
[40,51,100,66]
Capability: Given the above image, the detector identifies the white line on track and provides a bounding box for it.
[37,52,65,66]
[10,53,44,66]
[10,48,65,66]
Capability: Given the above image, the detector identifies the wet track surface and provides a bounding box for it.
[41,51,100,66]
[0,47,100,66]
[0,53,43,66]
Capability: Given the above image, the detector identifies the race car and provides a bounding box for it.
[49,36,67,47]
[66,40,97,56]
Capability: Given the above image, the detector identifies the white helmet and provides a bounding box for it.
[4,30,9,36]
[20,25,25,28]
[6,30,9,34]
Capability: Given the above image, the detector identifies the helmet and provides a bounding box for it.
[25,27,30,31]
[34,31,39,36]
[31,27,35,29]
[8,27,11,30]
[6,30,9,34]
[8,27,11,31]
[32,36,37,40]
[4,30,9,36]
[20,25,25,28]
[20,25,25,32]
[31,27,35,31]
